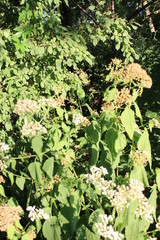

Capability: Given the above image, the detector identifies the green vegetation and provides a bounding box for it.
[0,0,160,239]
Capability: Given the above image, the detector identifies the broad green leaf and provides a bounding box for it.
[0,185,5,197]
[48,46,53,54]
[58,190,81,238]
[105,128,118,155]
[137,130,151,167]
[156,168,160,191]
[115,132,127,152]
[148,184,157,220]
[56,106,63,119]
[120,106,135,140]
[54,140,65,151]
[43,157,54,178]
[57,184,69,205]
[89,6,95,11]
[28,162,42,184]
[32,136,43,161]
[134,102,142,121]
[56,59,62,71]
[7,225,15,240]
[36,219,42,233]
[104,88,118,102]
[43,216,61,240]
[86,121,101,144]
[130,165,149,187]
[16,177,25,190]
[89,144,99,166]
[86,227,100,240]
[8,172,14,185]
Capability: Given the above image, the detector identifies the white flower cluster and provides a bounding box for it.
[111,179,154,223]
[156,216,160,231]
[0,159,7,171]
[38,95,65,108]
[21,121,47,136]
[85,166,116,198]
[86,167,154,223]
[147,237,157,240]
[26,206,49,222]
[38,98,58,108]
[72,113,91,126]
[0,142,9,153]
[14,99,40,115]
[94,214,124,240]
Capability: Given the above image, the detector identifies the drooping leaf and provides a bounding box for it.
[120,106,135,140]
[43,216,61,240]
[137,130,151,167]
[43,158,54,178]
[16,177,25,190]
[32,136,43,161]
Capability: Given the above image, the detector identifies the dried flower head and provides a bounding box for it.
[113,88,133,108]
[0,142,9,153]
[21,121,47,136]
[0,175,5,183]
[14,99,40,115]
[77,69,90,85]
[114,63,152,88]
[130,150,149,167]
[0,205,22,231]
[152,119,160,128]
[28,230,36,239]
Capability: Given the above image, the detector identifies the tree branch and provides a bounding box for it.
[127,0,158,21]
[77,4,98,27]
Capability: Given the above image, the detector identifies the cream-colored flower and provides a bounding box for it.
[0,205,22,231]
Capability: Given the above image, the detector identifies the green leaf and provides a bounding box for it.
[58,190,81,238]
[134,102,142,121]
[16,177,25,190]
[36,219,42,233]
[130,165,149,187]
[7,225,15,240]
[0,185,6,197]
[28,162,42,186]
[148,184,157,220]
[89,144,99,166]
[48,46,53,54]
[56,59,62,71]
[89,5,95,11]
[104,88,118,102]
[125,219,139,240]
[137,130,151,167]
[86,227,100,240]
[8,172,14,185]
[43,216,61,240]
[156,168,160,191]
[120,106,135,140]
[86,121,101,144]
[115,132,127,152]
[43,158,54,178]
[32,136,43,161]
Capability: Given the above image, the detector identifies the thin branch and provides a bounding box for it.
[127,0,158,21]
[77,4,98,27]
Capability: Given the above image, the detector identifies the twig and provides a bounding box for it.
[77,4,98,27]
